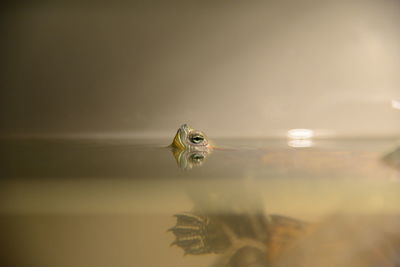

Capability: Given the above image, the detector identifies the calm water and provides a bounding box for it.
[1,138,400,266]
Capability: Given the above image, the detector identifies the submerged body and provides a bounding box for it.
[168,124,297,264]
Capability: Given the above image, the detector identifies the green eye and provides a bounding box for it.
[190,135,204,144]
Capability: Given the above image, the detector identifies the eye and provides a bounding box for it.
[190,134,204,144]
[190,153,205,163]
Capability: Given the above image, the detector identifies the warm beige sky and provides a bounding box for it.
[1,1,399,138]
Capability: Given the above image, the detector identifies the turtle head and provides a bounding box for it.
[171,124,210,150]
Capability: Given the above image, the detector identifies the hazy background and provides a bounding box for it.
[1,0,400,139]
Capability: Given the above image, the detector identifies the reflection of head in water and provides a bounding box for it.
[170,124,211,150]
[171,149,210,170]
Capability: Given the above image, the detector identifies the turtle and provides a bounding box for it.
[169,125,313,264]
[168,124,400,266]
